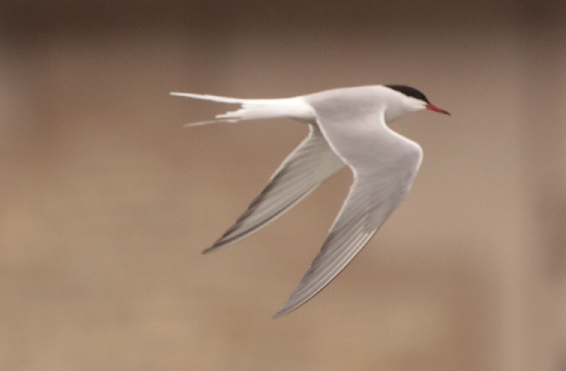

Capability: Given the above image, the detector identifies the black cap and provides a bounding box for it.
[385,85,430,104]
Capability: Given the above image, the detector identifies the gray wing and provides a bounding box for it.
[273,108,423,318]
[204,124,345,253]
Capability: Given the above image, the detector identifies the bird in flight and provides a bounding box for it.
[172,85,450,318]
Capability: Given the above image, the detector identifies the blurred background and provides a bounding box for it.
[0,0,565,370]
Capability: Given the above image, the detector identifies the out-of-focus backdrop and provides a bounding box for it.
[1,1,565,370]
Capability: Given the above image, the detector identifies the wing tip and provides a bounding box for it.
[272,295,308,319]
[272,305,293,319]
[272,311,285,319]
[201,247,214,254]
[202,243,223,254]
[201,235,236,254]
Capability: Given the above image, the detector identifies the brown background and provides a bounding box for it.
[1,1,565,370]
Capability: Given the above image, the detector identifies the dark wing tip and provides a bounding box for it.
[201,239,229,254]
[201,246,216,254]
[272,312,285,320]
[272,304,295,319]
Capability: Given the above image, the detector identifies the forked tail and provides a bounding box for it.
[170,92,315,126]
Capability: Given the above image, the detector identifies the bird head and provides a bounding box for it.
[382,84,450,123]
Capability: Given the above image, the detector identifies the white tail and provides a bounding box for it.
[170,92,315,127]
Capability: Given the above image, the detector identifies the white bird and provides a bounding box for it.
[171,85,450,318]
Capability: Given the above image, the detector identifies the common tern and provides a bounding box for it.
[172,85,450,318]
